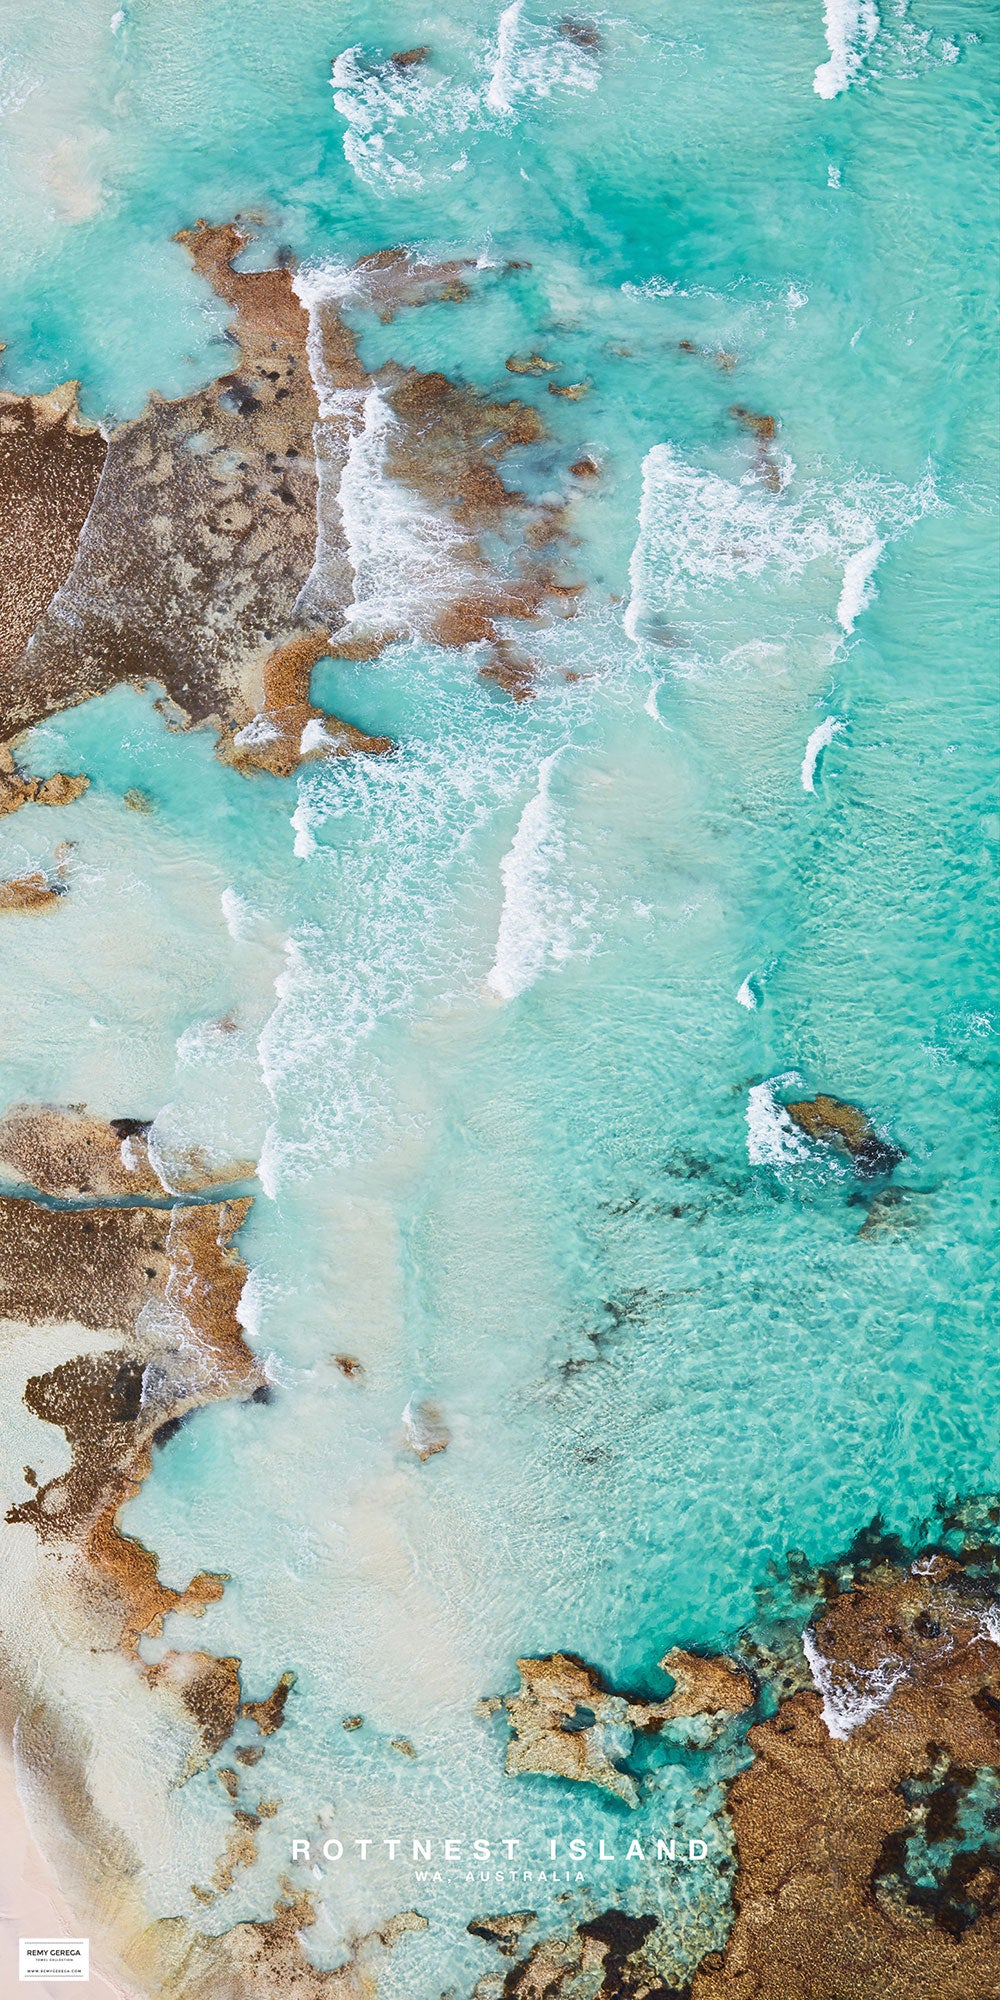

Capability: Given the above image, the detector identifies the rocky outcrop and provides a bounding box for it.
[475,1909,674,2000]
[785,1094,905,1177]
[401,1396,451,1460]
[0,870,65,911]
[689,1546,1000,2000]
[468,1909,537,1956]
[0,1102,254,1198]
[4,223,384,772]
[142,1894,428,2000]
[0,370,107,702]
[485,1648,753,1807]
[242,1670,296,1737]
[0,749,88,818]
[5,1192,263,1657]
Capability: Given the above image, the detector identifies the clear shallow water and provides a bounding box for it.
[1,0,997,1989]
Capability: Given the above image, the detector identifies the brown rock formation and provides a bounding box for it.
[4,1191,263,1658]
[0,748,89,818]
[144,1893,428,1999]
[217,629,394,776]
[242,1670,296,1737]
[348,244,472,320]
[478,1910,667,2000]
[490,1649,753,1807]
[3,223,378,770]
[785,1093,905,1177]
[468,1909,537,1956]
[0,1102,256,1198]
[146,1652,244,1771]
[0,870,64,911]
[391,45,431,68]
[690,1555,1000,2000]
[401,1397,451,1460]
[0,370,107,701]
[506,354,561,375]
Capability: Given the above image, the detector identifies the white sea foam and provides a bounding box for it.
[330,45,480,192]
[837,535,883,631]
[486,1,599,115]
[625,443,936,659]
[233,713,281,748]
[746,1077,810,1168]
[291,798,317,859]
[736,977,758,1010]
[486,0,524,112]
[335,384,466,636]
[220,886,254,939]
[330,12,597,190]
[803,1626,906,1739]
[487,750,584,1001]
[814,0,880,98]
[801,715,845,792]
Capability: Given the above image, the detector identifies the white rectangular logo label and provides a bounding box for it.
[19,1938,89,1981]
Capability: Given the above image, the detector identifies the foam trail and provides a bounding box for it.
[736,977,758,1010]
[801,716,845,792]
[487,0,523,112]
[488,751,567,1002]
[814,0,880,99]
[837,536,883,632]
[336,384,465,634]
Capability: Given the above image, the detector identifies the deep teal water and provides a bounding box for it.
[1,0,997,1989]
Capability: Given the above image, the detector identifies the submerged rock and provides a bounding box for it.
[506,353,561,375]
[401,1396,451,1460]
[785,1093,905,1177]
[483,1908,673,1999]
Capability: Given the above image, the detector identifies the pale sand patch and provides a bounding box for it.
[0,1745,132,1999]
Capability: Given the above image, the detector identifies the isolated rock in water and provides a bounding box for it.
[690,1550,1000,2000]
[468,1910,537,1956]
[491,1648,753,1807]
[390,44,431,67]
[0,1102,254,1197]
[242,1670,296,1737]
[785,1093,905,1177]
[548,379,591,399]
[402,1396,451,1460]
[506,353,561,375]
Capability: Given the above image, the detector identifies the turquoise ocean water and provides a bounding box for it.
[1,0,997,1989]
